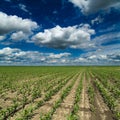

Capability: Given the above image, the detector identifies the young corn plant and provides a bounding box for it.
[88,86,95,112]
[94,80,118,119]
[16,107,33,120]
[21,94,28,109]
[40,74,78,120]
[0,98,19,120]
[31,88,41,102]
[67,75,83,120]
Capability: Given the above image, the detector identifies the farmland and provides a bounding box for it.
[0,66,120,120]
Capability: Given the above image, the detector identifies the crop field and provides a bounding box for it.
[0,66,120,120]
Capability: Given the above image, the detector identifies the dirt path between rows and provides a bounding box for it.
[9,74,70,120]
[0,73,59,111]
[78,73,91,120]
[91,78,114,120]
[52,73,82,120]
[31,73,80,120]
[94,89,113,120]
[89,73,114,120]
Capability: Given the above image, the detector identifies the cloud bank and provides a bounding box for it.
[74,44,120,65]
[0,47,71,65]
[0,46,119,65]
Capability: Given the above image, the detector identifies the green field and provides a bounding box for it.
[0,66,120,120]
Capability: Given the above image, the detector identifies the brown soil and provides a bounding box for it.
[77,73,114,120]
[0,91,19,109]
[93,89,113,120]
[9,74,68,119]
[90,73,114,120]
[31,73,79,120]
[0,74,53,109]
[78,73,91,120]
[52,73,81,120]
[3,72,116,120]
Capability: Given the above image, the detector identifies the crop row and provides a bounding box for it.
[10,72,79,119]
[91,73,120,120]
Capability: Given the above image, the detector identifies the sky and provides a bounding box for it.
[0,0,120,65]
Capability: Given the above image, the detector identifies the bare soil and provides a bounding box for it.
[90,73,114,120]
[3,72,115,120]
[93,89,113,120]
[9,75,67,119]
[52,73,81,120]
[78,74,91,120]
[28,73,79,120]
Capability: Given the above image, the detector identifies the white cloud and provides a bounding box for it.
[74,44,120,65]
[19,4,29,13]
[11,31,27,41]
[93,32,120,46]
[0,11,38,35]
[49,53,71,59]
[0,36,5,41]
[91,16,104,25]
[32,24,95,49]
[69,0,120,14]
[99,23,120,33]
[0,47,71,65]
[89,55,96,59]
[0,46,119,65]
[19,4,31,15]
[0,47,19,55]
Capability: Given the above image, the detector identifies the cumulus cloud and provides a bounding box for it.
[32,24,95,49]
[49,53,71,59]
[0,36,5,41]
[0,46,119,65]
[11,31,27,41]
[0,47,71,65]
[107,53,120,62]
[0,11,38,35]
[46,53,71,64]
[74,44,120,65]
[69,0,120,14]
[0,47,19,56]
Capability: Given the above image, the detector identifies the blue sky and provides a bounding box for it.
[0,0,120,65]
